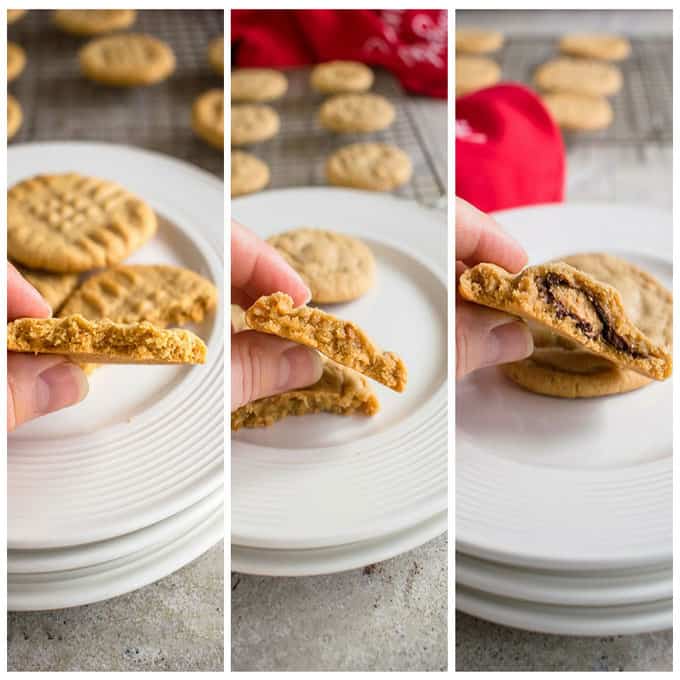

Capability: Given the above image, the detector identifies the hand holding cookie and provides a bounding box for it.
[455,197,534,379]
[231,221,322,411]
[7,263,88,432]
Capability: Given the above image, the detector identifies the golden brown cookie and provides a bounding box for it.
[7,9,27,24]
[8,173,157,273]
[456,56,501,96]
[310,61,374,94]
[15,265,80,313]
[319,93,395,133]
[246,292,407,391]
[534,58,622,96]
[192,89,224,150]
[326,142,412,192]
[231,151,270,197]
[60,264,217,326]
[7,94,22,140]
[208,36,224,76]
[501,254,672,398]
[559,33,631,62]
[268,228,375,304]
[54,9,137,36]
[232,357,379,430]
[459,260,672,381]
[231,68,288,103]
[8,42,26,82]
[542,92,613,131]
[79,33,176,87]
[7,314,206,364]
[456,28,504,54]
[231,104,280,146]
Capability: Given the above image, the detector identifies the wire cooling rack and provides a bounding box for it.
[491,36,672,146]
[235,67,447,206]
[7,9,224,177]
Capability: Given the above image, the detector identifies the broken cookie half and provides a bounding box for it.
[7,314,207,364]
[459,261,672,381]
[232,356,379,430]
[245,292,407,391]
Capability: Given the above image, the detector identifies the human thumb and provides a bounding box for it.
[231,331,323,411]
[456,301,533,380]
[8,354,89,431]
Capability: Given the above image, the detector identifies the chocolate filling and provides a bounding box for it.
[537,273,645,358]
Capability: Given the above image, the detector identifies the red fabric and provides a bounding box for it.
[232,9,447,98]
[456,84,565,213]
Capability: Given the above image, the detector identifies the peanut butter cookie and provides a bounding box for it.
[232,356,379,430]
[7,314,206,364]
[559,33,631,62]
[319,93,395,133]
[54,9,137,36]
[542,92,613,131]
[459,259,672,381]
[8,173,157,273]
[268,228,375,303]
[231,68,288,103]
[208,36,224,76]
[326,142,412,191]
[231,104,279,146]
[456,56,501,96]
[534,58,622,96]
[8,42,26,82]
[310,61,374,94]
[61,264,217,325]
[192,89,224,150]
[456,28,504,54]
[501,254,672,398]
[79,33,175,87]
[231,151,270,197]
[245,292,407,391]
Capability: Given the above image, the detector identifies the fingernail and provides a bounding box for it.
[484,321,534,366]
[36,363,89,415]
[303,286,313,305]
[277,346,323,390]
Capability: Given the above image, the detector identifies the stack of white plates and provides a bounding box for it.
[8,143,225,610]
[456,203,672,635]
[232,189,448,575]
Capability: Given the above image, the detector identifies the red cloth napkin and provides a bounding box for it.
[456,84,565,213]
[232,9,447,98]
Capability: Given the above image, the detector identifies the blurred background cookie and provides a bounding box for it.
[542,92,613,131]
[53,9,137,36]
[231,68,287,102]
[231,151,270,197]
[231,104,280,146]
[192,89,224,149]
[79,33,176,87]
[456,27,504,54]
[7,42,26,82]
[310,60,374,94]
[319,93,395,133]
[559,33,631,61]
[456,56,501,96]
[534,57,622,96]
[208,36,224,75]
[7,95,22,140]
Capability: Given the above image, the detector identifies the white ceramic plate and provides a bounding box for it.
[8,504,224,611]
[232,511,446,576]
[457,203,672,571]
[457,552,672,607]
[457,585,671,636]
[232,188,447,550]
[9,486,223,574]
[8,143,224,549]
